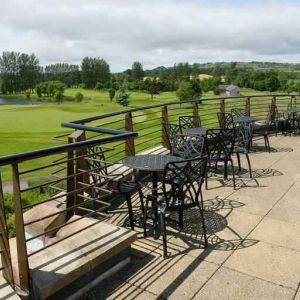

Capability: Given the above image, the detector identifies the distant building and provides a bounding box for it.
[219,84,240,97]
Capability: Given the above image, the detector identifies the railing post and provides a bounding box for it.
[220,99,225,114]
[67,130,89,217]
[125,112,135,156]
[162,106,169,149]
[0,173,14,289]
[272,96,276,106]
[246,97,250,116]
[66,136,76,220]
[12,163,30,296]
[291,95,296,107]
[192,102,200,126]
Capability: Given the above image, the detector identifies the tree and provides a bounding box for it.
[144,77,160,100]
[109,88,115,101]
[131,61,144,81]
[176,81,194,101]
[81,57,110,89]
[115,84,130,106]
[265,72,280,93]
[191,78,202,98]
[44,63,80,87]
[0,51,41,93]
[94,82,103,90]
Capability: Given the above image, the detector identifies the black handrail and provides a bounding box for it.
[0,132,137,166]
[63,94,293,125]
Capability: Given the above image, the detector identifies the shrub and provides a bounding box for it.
[115,84,130,106]
[35,81,65,99]
[75,92,84,102]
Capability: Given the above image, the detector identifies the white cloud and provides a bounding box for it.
[0,0,300,71]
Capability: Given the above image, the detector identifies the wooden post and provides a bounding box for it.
[12,163,30,295]
[246,97,250,116]
[192,102,200,126]
[66,136,75,220]
[0,173,14,288]
[162,106,169,149]
[66,130,91,217]
[125,112,135,156]
[220,99,225,114]
[291,95,296,107]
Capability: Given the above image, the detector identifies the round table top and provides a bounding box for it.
[184,127,207,136]
[233,116,258,123]
[122,154,182,172]
[285,107,300,113]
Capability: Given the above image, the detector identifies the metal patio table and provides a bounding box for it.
[233,116,258,124]
[184,127,207,136]
[122,154,182,235]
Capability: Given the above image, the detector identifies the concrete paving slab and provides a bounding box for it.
[224,241,300,289]
[294,286,300,300]
[249,216,300,251]
[194,266,295,300]
[126,252,218,299]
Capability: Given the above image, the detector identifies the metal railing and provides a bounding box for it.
[0,93,297,296]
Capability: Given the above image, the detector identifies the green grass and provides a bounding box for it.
[0,87,289,182]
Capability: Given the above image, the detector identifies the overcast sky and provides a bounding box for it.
[1,0,299,71]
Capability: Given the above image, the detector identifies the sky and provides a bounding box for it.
[1,0,300,71]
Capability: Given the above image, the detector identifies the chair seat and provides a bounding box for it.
[107,180,137,194]
[234,146,248,154]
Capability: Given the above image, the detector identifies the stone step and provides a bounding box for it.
[0,274,20,299]
[10,216,136,299]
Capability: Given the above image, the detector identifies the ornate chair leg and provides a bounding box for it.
[224,161,228,180]
[143,199,149,237]
[125,194,135,231]
[230,158,236,189]
[159,212,168,258]
[197,204,208,247]
[236,153,241,172]
[245,153,252,178]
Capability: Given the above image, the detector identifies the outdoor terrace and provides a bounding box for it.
[0,94,299,299]
[86,133,300,300]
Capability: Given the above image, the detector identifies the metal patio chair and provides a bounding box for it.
[86,146,139,230]
[179,115,201,130]
[139,157,208,258]
[205,128,236,189]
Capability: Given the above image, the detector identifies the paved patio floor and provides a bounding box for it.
[81,134,300,300]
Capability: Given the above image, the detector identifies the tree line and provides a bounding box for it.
[1,51,300,103]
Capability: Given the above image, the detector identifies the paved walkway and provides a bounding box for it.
[82,135,300,300]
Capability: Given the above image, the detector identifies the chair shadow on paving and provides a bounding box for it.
[251,145,293,153]
[85,197,259,300]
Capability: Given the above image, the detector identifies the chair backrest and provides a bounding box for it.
[231,108,246,117]
[236,123,252,150]
[163,123,182,150]
[266,104,278,124]
[86,146,108,185]
[179,115,201,129]
[162,157,207,209]
[217,112,235,129]
[205,128,236,160]
[172,134,205,159]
